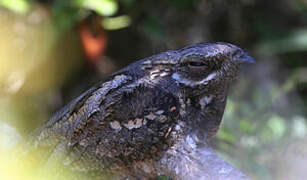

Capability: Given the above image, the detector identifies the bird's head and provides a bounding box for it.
[142,42,254,96]
[140,42,254,139]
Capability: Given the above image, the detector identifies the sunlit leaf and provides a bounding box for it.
[0,0,30,14]
[102,15,131,30]
[267,115,286,139]
[75,0,118,16]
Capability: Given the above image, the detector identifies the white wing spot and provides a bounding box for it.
[155,110,164,115]
[123,118,144,130]
[123,120,135,130]
[134,118,143,128]
[110,121,122,130]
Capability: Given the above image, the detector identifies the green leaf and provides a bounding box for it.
[267,115,286,139]
[102,15,131,30]
[75,0,118,16]
[0,0,30,14]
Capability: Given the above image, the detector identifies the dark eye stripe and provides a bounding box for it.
[189,62,207,66]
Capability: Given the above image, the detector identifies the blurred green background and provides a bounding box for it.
[0,0,307,179]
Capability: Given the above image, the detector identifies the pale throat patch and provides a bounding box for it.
[171,72,217,87]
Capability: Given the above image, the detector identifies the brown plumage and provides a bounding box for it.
[24,42,254,179]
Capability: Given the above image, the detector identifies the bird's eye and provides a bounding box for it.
[188,62,207,67]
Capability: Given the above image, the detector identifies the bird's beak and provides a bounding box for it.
[233,53,255,64]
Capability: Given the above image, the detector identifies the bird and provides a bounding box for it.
[23,42,254,180]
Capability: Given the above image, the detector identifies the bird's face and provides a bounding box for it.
[141,42,254,138]
[142,42,254,96]
[172,43,254,92]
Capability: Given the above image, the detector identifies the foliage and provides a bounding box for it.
[0,0,30,14]
[0,0,127,30]
[1,0,307,180]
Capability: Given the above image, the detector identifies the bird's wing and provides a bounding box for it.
[23,74,133,169]
[26,74,180,174]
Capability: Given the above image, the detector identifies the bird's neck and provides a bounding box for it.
[179,85,228,138]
